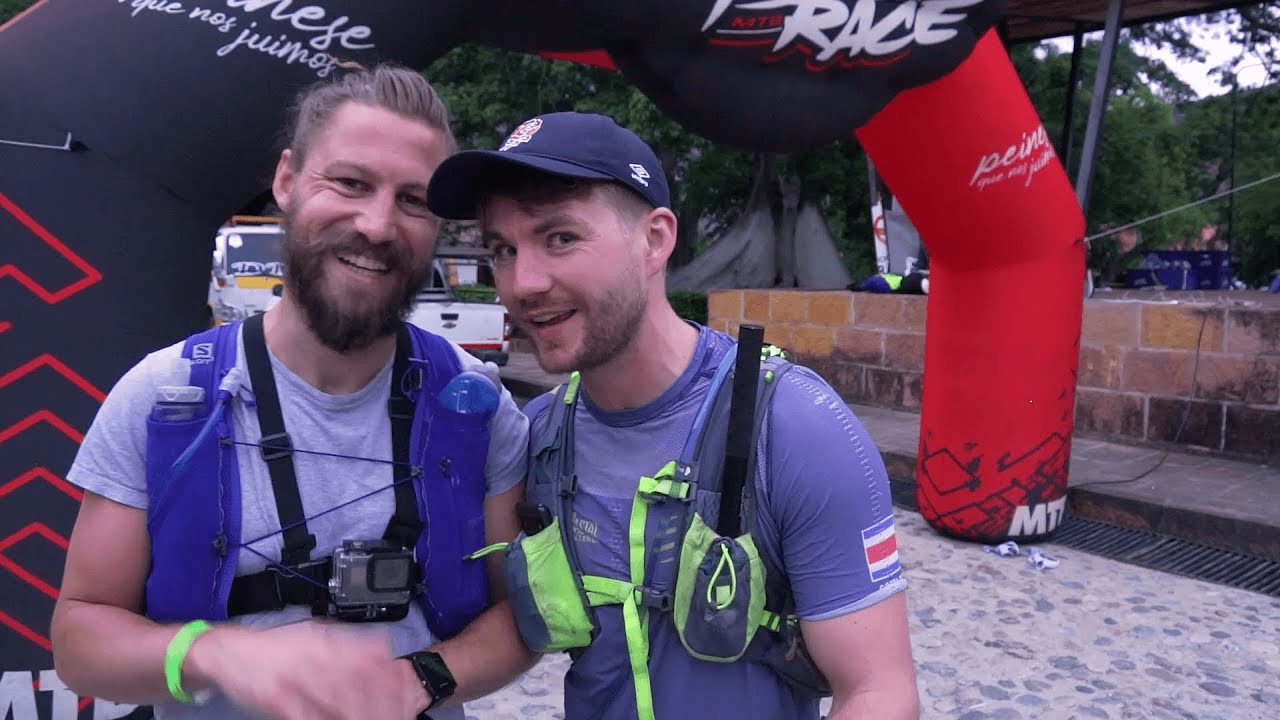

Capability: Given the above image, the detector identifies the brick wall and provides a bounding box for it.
[708,289,1280,461]
[708,290,927,410]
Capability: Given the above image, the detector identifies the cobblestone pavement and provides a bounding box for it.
[467,507,1280,720]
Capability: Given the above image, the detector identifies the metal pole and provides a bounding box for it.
[1227,77,1238,259]
[866,156,890,274]
[1059,23,1085,170]
[1074,0,1126,218]
[1075,0,1126,298]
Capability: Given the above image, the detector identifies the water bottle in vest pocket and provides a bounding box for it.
[503,518,598,652]
[144,384,211,531]
[673,513,767,662]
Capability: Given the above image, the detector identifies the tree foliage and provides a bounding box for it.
[0,0,29,24]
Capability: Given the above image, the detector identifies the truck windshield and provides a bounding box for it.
[222,229,285,277]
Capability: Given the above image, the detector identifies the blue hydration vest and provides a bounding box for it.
[141,317,493,640]
[509,343,830,717]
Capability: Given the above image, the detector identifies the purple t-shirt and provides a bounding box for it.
[524,325,906,720]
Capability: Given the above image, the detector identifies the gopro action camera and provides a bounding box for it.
[327,539,417,622]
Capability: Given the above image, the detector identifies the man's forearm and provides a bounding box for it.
[430,599,540,704]
[51,600,211,706]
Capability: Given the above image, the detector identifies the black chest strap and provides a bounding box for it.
[384,322,424,550]
[243,313,315,566]
[231,316,422,616]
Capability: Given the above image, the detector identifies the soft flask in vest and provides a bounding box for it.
[437,369,500,414]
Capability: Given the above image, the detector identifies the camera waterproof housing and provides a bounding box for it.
[327,539,417,622]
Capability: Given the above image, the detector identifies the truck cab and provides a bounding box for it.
[207,216,286,325]
[405,246,511,366]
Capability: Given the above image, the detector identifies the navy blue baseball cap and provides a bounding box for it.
[426,112,670,221]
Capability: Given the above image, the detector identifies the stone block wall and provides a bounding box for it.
[707,290,927,410]
[707,289,1280,461]
[1075,300,1280,459]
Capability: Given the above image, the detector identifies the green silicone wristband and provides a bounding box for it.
[165,620,213,704]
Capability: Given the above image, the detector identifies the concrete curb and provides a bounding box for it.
[883,451,1279,561]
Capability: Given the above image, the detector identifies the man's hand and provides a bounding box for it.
[187,622,428,720]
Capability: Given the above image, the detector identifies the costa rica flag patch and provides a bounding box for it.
[861,515,901,583]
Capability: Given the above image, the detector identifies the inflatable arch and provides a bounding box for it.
[1,0,1083,709]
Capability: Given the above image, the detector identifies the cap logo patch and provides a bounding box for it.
[500,118,543,151]
[629,163,650,187]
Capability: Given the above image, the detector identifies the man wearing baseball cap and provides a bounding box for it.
[427,112,919,720]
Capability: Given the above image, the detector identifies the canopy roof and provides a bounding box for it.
[1005,0,1252,43]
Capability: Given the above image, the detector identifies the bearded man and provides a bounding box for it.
[52,63,536,720]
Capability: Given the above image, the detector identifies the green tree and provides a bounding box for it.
[0,0,30,24]
[1010,38,1210,283]
[1180,82,1280,286]
[1130,4,1279,90]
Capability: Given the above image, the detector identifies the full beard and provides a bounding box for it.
[281,219,428,354]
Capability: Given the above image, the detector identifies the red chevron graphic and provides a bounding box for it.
[0,522,68,600]
[0,321,10,334]
[0,410,85,444]
[0,467,84,502]
[0,353,106,403]
[0,191,104,330]
[0,521,70,553]
[0,359,101,710]
[0,524,67,652]
[0,518,100,713]
[0,608,50,651]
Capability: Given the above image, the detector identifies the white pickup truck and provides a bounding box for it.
[207,218,510,365]
[405,246,511,366]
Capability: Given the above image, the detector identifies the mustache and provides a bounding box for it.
[516,294,558,313]
[311,226,406,269]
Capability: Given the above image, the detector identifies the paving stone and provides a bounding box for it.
[1199,681,1237,698]
[474,507,1280,720]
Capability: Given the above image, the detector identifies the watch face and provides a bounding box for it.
[413,652,456,698]
[420,653,449,677]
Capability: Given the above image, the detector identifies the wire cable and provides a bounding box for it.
[1072,310,1209,490]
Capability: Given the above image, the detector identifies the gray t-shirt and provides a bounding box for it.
[66,325,529,720]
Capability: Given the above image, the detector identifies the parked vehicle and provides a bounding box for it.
[206,218,510,365]
[406,245,510,365]
[207,215,285,325]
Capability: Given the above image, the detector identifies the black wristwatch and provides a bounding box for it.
[401,650,457,718]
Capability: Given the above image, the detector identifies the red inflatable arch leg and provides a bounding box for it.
[856,30,1086,544]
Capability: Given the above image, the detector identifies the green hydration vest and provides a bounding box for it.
[493,342,831,720]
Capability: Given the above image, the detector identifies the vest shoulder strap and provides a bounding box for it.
[180,321,240,413]
[241,312,316,566]
[530,374,579,501]
[384,322,421,550]
[402,323,464,393]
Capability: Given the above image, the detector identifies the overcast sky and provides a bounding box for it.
[1043,19,1273,99]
